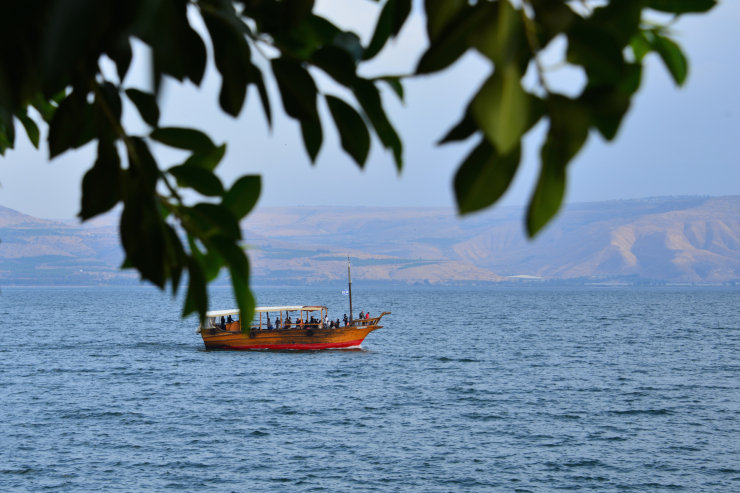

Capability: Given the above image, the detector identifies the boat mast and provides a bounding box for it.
[347,255,353,325]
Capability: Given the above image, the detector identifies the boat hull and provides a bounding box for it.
[200,325,380,350]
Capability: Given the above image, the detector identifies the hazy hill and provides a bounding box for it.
[243,197,740,283]
[1,196,739,285]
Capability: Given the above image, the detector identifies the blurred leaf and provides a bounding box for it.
[579,85,630,141]
[182,255,208,321]
[249,65,272,127]
[416,5,480,74]
[471,65,543,155]
[528,0,576,43]
[438,109,477,144]
[312,46,357,87]
[567,26,624,84]
[378,77,404,102]
[48,93,94,158]
[120,194,167,288]
[526,96,590,237]
[107,36,133,83]
[589,0,642,49]
[353,79,402,170]
[630,30,652,62]
[301,119,323,162]
[455,138,521,215]
[125,89,160,127]
[326,95,370,167]
[202,9,251,117]
[425,0,468,42]
[333,32,364,63]
[271,58,319,122]
[128,137,159,192]
[169,165,225,197]
[191,203,242,239]
[471,0,530,68]
[222,175,261,220]
[647,0,716,14]
[652,33,687,86]
[183,144,226,172]
[150,127,216,153]
[17,111,39,148]
[363,0,397,60]
[80,137,122,220]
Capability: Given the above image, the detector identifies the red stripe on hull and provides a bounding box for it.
[212,339,365,351]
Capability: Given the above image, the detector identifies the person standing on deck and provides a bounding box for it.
[359,311,364,320]
[343,314,348,326]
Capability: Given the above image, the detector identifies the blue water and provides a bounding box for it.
[1,286,739,492]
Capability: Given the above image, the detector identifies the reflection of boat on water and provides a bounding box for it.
[197,306,390,350]
[197,256,390,350]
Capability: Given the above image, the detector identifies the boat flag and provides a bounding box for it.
[342,289,349,295]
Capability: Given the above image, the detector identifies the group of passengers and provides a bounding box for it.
[217,309,374,332]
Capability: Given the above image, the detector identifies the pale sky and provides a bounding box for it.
[0,0,738,220]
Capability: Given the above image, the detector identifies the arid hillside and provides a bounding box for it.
[1,196,739,285]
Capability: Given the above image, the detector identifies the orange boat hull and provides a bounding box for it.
[200,325,381,350]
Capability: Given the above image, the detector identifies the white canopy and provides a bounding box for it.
[205,306,324,317]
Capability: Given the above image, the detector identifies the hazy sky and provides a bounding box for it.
[1,0,738,220]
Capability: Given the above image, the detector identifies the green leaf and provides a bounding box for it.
[579,85,631,141]
[353,79,402,170]
[470,0,530,68]
[182,255,208,322]
[326,95,371,167]
[646,0,716,14]
[438,110,477,144]
[168,165,225,197]
[311,46,357,87]
[301,119,323,162]
[222,175,261,220]
[120,193,167,288]
[378,77,404,102]
[182,144,227,172]
[127,137,159,192]
[202,10,251,117]
[630,31,652,62]
[471,65,542,155]
[80,137,122,220]
[416,5,480,74]
[125,89,160,127]
[454,139,521,215]
[271,58,319,122]
[652,33,688,86]
[150,127,216,153]
[567,26,624,84]
[190,203,242,239]
[526,95,590,237]
[48,93,94,158]
[363,0,396,60]
[17,111,40,148]
[425,0,468,42]
[333,32,364,63]
[249,65,272,127]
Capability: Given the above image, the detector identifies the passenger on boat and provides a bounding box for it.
[359,311,364,319]
[267,316,273,330]
[343,314,348,326]
[365,312,370,319]
[335,318,340,328]
[227,315,233,323]
[275,318,282,330]
[324,314,329,327]
[220,316,226,331]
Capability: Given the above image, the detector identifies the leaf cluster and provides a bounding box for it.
[0,0,715,320]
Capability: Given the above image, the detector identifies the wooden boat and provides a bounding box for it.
[197,256,390,350]
[197,306,390,350]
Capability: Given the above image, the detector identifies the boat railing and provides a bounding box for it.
[351,311,391,327]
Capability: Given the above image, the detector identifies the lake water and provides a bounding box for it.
[1,286,739,492]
